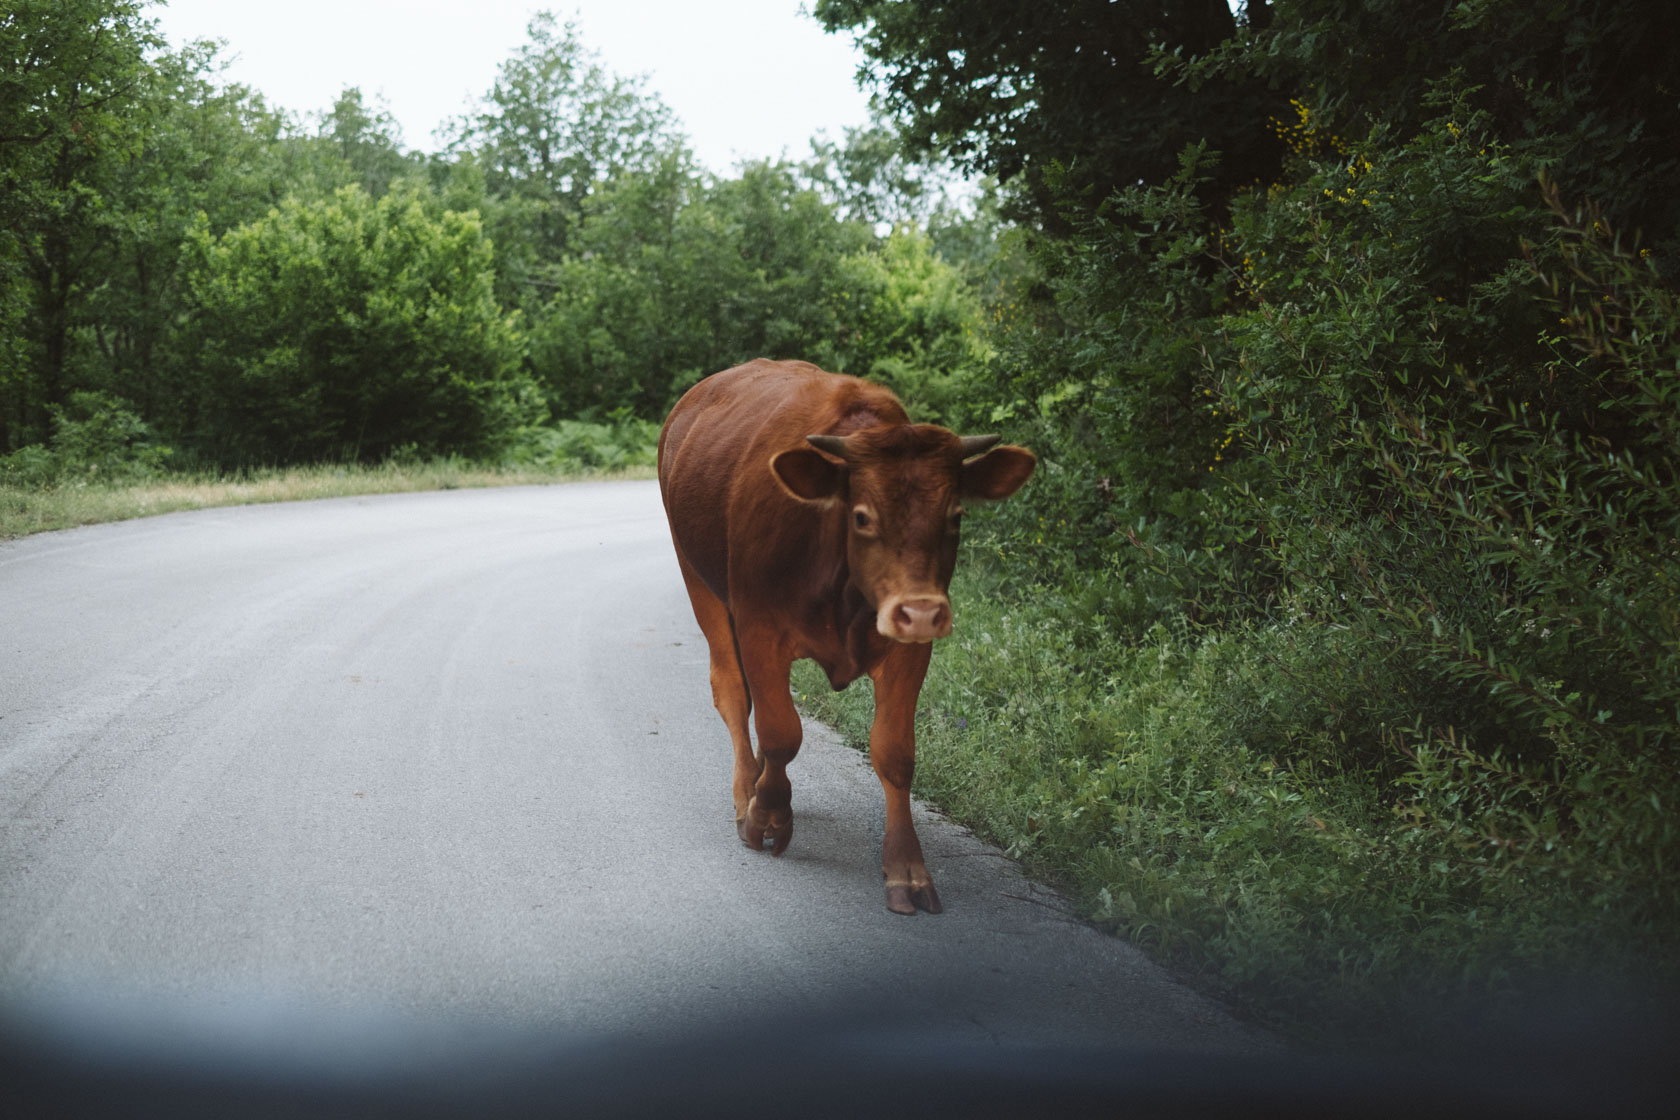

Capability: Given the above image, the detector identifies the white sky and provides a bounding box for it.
[150,0,877,172]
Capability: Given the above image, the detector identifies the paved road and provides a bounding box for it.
[0,482,1267,1058]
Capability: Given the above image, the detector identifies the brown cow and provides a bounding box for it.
[658,359,1035,914]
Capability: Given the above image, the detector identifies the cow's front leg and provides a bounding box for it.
[869,643,940,914]
[737,635,801,855]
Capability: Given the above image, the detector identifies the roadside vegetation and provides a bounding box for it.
[7,0,1678,1048]
[0,390,660,539]
[0,458,655,541]
[799,0,1680,1046]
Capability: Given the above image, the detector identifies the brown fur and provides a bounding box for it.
[658,359,1035,914]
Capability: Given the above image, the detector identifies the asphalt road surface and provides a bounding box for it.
[0,482,1270,1064]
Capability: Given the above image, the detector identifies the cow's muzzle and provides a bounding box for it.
[877,595,952,643]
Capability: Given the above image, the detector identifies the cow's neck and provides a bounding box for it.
[806,579,888,691]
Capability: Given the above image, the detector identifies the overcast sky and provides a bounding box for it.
[151,0,878,172]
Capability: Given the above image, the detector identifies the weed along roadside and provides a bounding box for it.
[0,404,662,541]
[0,461,656,541]
[795,537,1680,1049]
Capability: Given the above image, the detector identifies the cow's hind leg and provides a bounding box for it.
[735,631,802,856]
[870,643,941,914]
[675,557,759,834]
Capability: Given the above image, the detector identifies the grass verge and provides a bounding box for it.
[0,461,655,541]
[792,562,1677,1052]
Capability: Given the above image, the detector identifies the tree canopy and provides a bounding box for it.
[0,3,994,466]
[815,0,1277,225]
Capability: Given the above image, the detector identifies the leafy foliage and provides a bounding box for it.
[0,3,990,469]
[524,156,989,420]
[169,185,536,466]
[0,390,172,484]
[0,0,160,446]
[502,411,662,471]
[813,0,1277,228]
[441,10,685,308]
[819,0,1680,1041]
[526,157,873,417]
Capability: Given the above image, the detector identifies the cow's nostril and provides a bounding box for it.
[888,598,952,641]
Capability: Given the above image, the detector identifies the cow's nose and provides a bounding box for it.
[883,597,952,643]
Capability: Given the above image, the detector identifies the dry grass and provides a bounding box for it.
[0,461,657,541]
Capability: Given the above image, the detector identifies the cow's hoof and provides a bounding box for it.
[738,800,793,856]
[885,879,942,915]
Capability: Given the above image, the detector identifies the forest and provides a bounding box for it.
[1,0,990,474]
[5,0,1678,1043]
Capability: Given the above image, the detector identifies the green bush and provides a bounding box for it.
[829,224,992,424]
[168,184,540,468]
[502,411,660,470]
[0,391,174,484]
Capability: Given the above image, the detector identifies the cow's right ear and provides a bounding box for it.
[961,445,1036,502]
[770,448,845,502]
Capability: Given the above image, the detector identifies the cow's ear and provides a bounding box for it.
[771,447,845,502]
[961,445,1036,501]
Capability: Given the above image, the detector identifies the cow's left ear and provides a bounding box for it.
[961,445,1036,501]
[771,447,846,502]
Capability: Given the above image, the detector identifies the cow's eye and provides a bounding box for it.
[853,509,874,532]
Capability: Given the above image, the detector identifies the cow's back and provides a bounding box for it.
[658,359,908,607]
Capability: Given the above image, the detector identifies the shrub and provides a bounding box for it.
[0,391,174,484]
[501,410,660,471]
[168,185,540,468]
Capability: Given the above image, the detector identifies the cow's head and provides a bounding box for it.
[770,425,1036,642]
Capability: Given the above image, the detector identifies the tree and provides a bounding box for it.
[443,11,686,306]
[170,185,538,466]
[313,86,415,199]
[80,39,294,425]
[524,156,987,423]
[1174,0,1680,260]
[804,1,1680,1023]
[801,118,1016,297]
[802,113,947,230]
[828,224,991,424]
[524,150,705,417]
[0,0,159,448]
[813,0,1276,228]
[815,0,1680,544]
[528,157,877,418]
